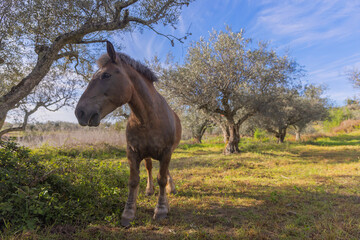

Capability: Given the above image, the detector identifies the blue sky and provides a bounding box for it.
[34,0,360,122]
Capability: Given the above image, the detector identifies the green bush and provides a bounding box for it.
[253,128,269,142]
[0,140,129,232]
[323,108,346,132]
[0,141,49,230]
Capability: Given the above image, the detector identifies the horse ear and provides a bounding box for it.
[106,41,116,63]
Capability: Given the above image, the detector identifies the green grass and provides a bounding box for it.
[306,131,360,146]
[1,131,360,239]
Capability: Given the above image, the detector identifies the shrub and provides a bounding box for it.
[0,140,129,232]
[253,128,269,142]
[323,108,346,132]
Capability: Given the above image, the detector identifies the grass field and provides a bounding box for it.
[1,131,360,239]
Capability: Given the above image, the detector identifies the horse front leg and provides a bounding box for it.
[144,158,155,196]
[121,151,141,227]
[154,152,172,220]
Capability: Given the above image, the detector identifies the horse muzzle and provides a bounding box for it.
[75,107,100,127]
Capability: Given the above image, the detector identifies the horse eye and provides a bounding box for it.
[101,72,111,79]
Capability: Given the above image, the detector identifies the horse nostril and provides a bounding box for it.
[88,113,100,126]
[75,108,84,118]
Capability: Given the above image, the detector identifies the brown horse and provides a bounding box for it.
[75,41,181,227]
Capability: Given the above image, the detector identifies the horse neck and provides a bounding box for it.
[127,68,157,125]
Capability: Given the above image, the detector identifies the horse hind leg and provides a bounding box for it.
[154,153,171,220]
[166,169,176,194]
[144,158,155,196]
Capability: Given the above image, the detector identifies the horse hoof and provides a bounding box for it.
[121,208,135,227]
[153,212,168,220]
[145,188,155,196]
[153,205,169,220]
[121,217,133,227]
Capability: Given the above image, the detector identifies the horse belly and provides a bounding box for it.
[126,128,174,160]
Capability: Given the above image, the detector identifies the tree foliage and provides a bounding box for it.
[348,68,360,89]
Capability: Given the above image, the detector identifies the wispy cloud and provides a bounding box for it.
[310,53,360,75]
[252,0,360,47]
[114,30,167,62]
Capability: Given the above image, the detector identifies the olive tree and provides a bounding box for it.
[255,85,328,143]
[159,28,301,154]
[292,85,328,141]
[0,0,192,130]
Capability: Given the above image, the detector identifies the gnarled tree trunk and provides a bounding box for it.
[0,112,6,130]
[276,127,287,144]
[220,125,230,143]
[193,126,206,143]
[294,125,303,142]
[192,120,211,143]
[224,124,240,154]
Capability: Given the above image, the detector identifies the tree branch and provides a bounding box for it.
[56,51,79,60]
[236,111,256,126]
[145,24,189,46]
[114,0,138,20]
[74,39,108,44]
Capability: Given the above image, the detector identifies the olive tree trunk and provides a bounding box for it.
[276,127,287,144]
[220,125,230,143]
[224,124,240,154]
[192,120,212,143]
[294,125,304,142]
[0,112,6,130]
[193,126,206,143]
[295,131,301,142]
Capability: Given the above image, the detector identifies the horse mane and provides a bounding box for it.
[96,52,158,82]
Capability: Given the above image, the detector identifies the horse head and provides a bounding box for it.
[75,41,133,126]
